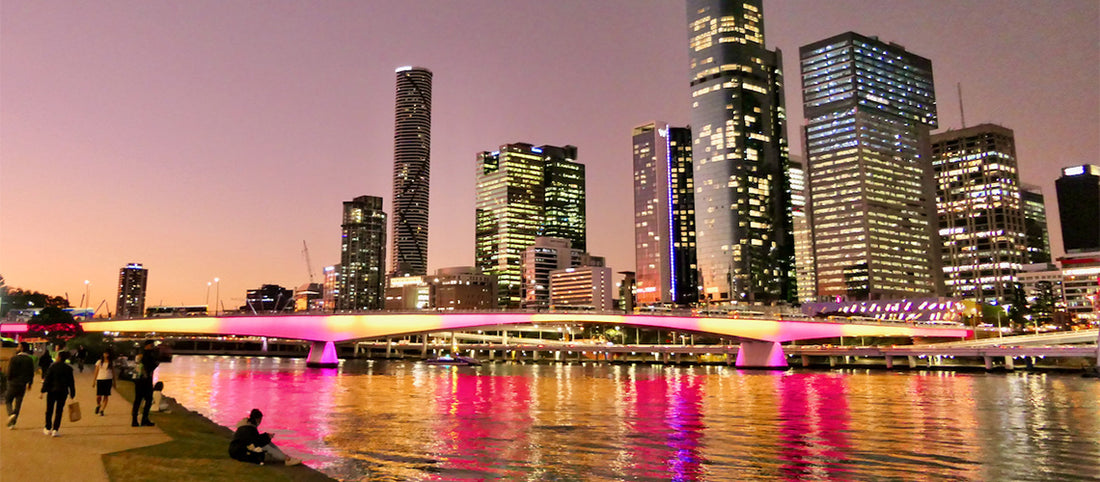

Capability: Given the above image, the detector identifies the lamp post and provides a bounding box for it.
[206,281,212,313]
[214,277,220,316]
[84,280,90,309]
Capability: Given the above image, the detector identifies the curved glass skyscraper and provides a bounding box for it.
[391,66,432,277]
[686,0,794,304]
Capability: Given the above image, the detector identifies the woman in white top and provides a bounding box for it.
[92,351,115,416]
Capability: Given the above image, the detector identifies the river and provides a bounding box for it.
[156,355,1100,481]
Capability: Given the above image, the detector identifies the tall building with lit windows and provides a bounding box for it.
[116,263,148,319]
[338,195,387,311]
[475,143,585,307]
[390,66,432,277]
[1056,164,1100,253]
[800,32,941,301]
[789,156,816,303]
[686,0,794,305]
[1021,184,1051,264]
[931,124,1027,305]
[632,121,698,306]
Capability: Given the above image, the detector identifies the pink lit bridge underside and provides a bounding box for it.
[16,313,971,368]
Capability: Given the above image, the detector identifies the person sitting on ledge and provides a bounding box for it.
[228,408,301,466]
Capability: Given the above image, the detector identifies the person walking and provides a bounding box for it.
[92,351,115,416]
[5,342,36,429]
[131,340,159,427]
[40,351,76,437]
[76,345,88,373]
[37,347,53,381]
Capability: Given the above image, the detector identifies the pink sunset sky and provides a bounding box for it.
[2,1,1097,311]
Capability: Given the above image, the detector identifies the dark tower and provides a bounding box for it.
[390,66,432,277]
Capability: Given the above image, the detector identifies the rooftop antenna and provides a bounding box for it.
[957,82,967,128]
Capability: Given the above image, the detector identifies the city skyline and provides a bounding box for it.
[2,1,1097,309]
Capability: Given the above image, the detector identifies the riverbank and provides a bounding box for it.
[104,379,334,481]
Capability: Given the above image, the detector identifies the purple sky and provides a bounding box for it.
[2,1,1097,311]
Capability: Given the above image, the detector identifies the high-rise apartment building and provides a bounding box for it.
[116,263,148,319]
[632,121,697,306]
[1055,164,1100,253]
[475,143,586,307]
[686,0,794,304]
[338,196,387,311]
[931,124,1027,305]
[549,266,615,312]
[322,265,339,312]
[1021,184,1051,264]
[390,66,432,277]
[800,32,941,301]
[520,236,604,310]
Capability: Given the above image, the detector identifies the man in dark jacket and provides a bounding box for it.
[37,347,53,381]
[131,340,159,427]
[5,342,36,428]
[228,409,300,466]
[41,351,76,436]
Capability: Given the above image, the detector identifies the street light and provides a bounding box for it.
[206,281,212,313]
[84,280,90,309]
[214,277,221,316]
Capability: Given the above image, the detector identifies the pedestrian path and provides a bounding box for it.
[1,364,171,481]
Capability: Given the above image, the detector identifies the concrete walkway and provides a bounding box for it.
[1,365,171,481]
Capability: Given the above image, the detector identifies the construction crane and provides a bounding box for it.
[302,240,316,284]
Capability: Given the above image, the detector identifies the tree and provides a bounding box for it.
[28,306,83,342]
[2,288,70,317]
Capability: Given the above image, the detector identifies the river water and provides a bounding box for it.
[157,356,1099,481]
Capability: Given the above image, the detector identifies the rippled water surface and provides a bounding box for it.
[158,356,1100,481]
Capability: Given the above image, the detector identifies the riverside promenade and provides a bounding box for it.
[1,366,171,481]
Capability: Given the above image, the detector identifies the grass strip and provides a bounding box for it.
[103,380,334,482]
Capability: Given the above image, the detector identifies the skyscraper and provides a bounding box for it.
[789,155,815,303]
[338,195,387,311]
[390,66,432,277]
[1055,164,1100,253]
[632,121,698,306]
[1021,184,1051,264]
[116,263,148,319]
[475,143,586,307]
[931,124,1027,305]
[686,0,794,304]
[800,32,941,300]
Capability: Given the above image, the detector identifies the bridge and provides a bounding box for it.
[52,312,971,368]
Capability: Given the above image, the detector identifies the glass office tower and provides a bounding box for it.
[931,124,1027,305]
[475,143,585,308]
[1056,164,1100,253]
[1021,184,1051,264]
[686,0,794,304]
[390,66,432,277]
[338,195,387,311]
[800,31,941,300]
[632,121,698,306]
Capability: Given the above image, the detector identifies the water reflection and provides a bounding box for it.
[157,357,1100,481]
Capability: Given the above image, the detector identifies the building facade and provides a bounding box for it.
[1021,184,1051,264]
[338,196,387,311]
[549,266,615,312]
[390,66,432,277]
[800,31,941,301]
[322,265,339,312]
[519,237,604,310]
[243,284,294,313]
[931,124,1027,305]
[116,263,148,319]
[632,121,698,306]
[1055,164,1100,253]
[686,0,794,304]
[789,155,815,303]
[384,267,497,311]
[475,143,586,307]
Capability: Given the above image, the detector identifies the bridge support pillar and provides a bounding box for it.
[306,341,338,368]
[735,342,787,369]
[385,338,393,359]
[984,356,993,371]
[1004,356,1015,371]
[421,335,428,357]
[885,355,893,369]
[908,356,917,368]
[828,356,837,368]
[802,355,811,367]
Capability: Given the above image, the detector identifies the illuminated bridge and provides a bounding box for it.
[60,312,971,368]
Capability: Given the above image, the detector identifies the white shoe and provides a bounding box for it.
[43,428,51,435]
[51,430,59,437]
[285,457,302,466]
